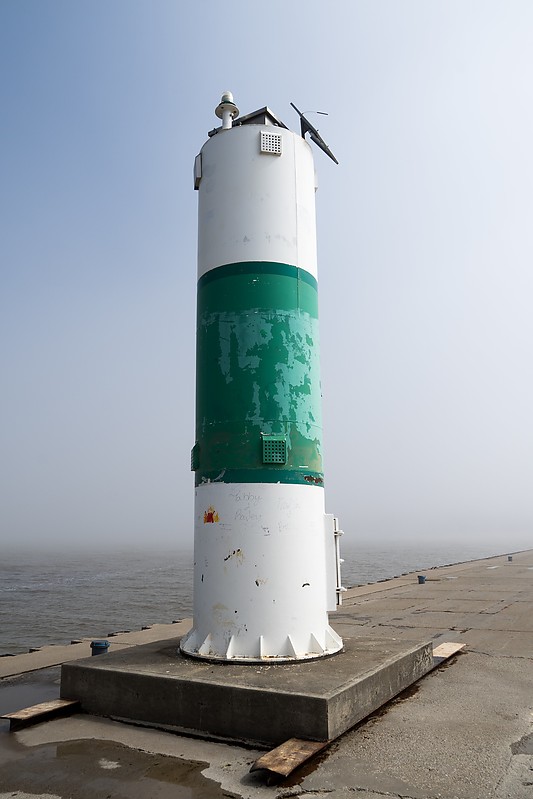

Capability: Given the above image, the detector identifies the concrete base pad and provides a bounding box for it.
[61,636,433,746]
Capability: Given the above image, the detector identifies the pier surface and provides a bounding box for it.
[1,550,532,798]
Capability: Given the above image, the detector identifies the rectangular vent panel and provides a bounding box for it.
[260,131,282,155]
[262,434,287,464]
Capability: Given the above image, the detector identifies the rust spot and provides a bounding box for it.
[304,475,323,484]
[204,506,219,523]
[302,582,310,587]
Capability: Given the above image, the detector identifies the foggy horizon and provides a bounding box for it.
[1,1,532,554]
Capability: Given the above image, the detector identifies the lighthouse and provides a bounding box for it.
[180,93,343,662]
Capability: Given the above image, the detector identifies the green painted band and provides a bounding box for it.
[195,263,323,479]
[195,469,325,488]
[198,261,318,292]
[198,262,318,318]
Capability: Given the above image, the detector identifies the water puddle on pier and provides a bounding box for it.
[0,667,61,716]
[0,737,229,799]
[0,670,230,798]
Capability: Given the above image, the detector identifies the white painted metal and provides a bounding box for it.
[333,516,346,606]
[197,122,318,279]
[180,482,343,661]
[215,90,239,130]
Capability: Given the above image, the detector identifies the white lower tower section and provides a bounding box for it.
[180,482,343,661]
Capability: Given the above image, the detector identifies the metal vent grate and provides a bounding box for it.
[260,131,282,155]
[262,434,287,464]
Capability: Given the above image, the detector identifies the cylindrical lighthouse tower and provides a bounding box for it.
[180,93,343,662]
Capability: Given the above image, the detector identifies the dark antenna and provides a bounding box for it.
[290,102,339,165]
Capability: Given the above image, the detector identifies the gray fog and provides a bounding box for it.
[1,1,531,550]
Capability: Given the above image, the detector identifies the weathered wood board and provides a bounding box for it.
[1,698,80,731]
[432,641,466,666]
[250,737,329,777]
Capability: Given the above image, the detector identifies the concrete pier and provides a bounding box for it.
[1,550,532,798]
[60,636,433,745]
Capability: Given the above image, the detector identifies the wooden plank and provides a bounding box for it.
[433,642,466,660]
[2,698,80,731]
[250,737,329,777]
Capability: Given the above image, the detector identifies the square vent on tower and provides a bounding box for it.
[260,131,282,156]
[261,434,287,464]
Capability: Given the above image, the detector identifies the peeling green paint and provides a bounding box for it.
[195,262,323,487]
[198,468,324,486]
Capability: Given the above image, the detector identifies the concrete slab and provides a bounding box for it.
[297,650,533,799]
[334,623,446,643]
[60,635,433,746]
[462,628,533,657]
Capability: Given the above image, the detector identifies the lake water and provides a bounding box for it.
[0,542,512,656]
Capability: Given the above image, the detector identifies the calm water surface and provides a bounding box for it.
[0,542,510,656]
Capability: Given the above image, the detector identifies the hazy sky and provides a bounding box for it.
[1,1,532,550]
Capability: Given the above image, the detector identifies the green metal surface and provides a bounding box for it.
[198,261,318,290]
[194,262,323,487]
[197,261,318,315]
[196,468,324,486]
